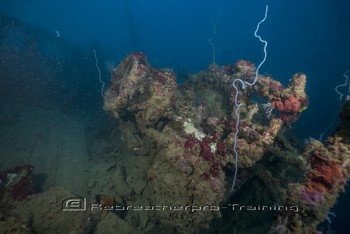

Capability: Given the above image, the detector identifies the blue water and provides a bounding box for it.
[1,0,350,233]
[2,0,350,138]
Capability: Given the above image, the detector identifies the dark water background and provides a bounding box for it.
[1,0,350,233]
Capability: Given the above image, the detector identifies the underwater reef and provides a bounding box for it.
[102,53,349,233]
[0,53,349,234]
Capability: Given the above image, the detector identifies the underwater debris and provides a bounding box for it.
[103,52,350,233]
[0,164,35,201]
[103,52,316,232]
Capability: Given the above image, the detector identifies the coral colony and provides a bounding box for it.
[231,5,268,193]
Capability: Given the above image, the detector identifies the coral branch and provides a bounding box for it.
[262,102,273,118]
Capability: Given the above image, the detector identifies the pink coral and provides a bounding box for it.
[283,96,301,112]
[184,134,227,178]
[306,150,345,193]
[300,188,324,204]
[271,96,306,124]
[272,96,301,113]
[216,143,226,156]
